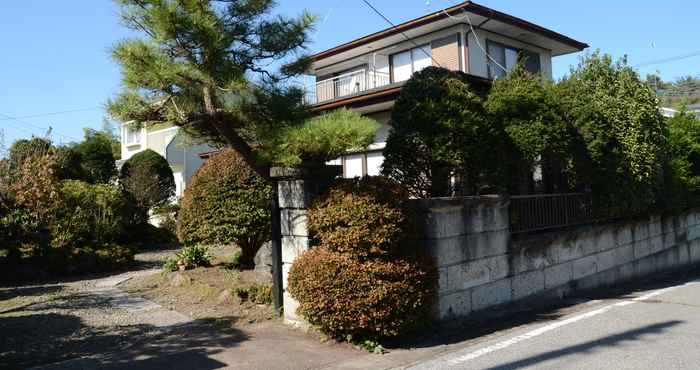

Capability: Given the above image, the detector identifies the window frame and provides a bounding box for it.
[125,125,142,146]
[389,43,432,83]
[341,150,384,178]
[486,40,541,79]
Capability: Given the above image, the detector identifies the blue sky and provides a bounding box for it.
[1,0,698,148]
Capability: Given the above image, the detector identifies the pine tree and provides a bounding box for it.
[107,0,316,180]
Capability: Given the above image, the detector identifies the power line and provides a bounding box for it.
[0,107,101,122]
[442,8,508,74]
[0,112,80,142]
[633,50,700,68]
[360,0,442,68]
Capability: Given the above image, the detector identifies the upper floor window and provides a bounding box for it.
[125,125,142,146]
[391,45,432,83]
[487,41,541,79]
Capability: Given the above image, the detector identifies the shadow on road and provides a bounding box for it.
[484,320,683,370]
[385,266,700,352]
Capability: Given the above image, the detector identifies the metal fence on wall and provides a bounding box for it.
[509,193,594,234]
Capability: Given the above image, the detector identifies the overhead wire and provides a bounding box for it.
[0,107,100,122]
[441,7,508,74]
[360,0,442,67]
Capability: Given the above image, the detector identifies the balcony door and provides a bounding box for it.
[391,45,432,83]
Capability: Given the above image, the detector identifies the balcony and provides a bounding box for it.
[305,69,391,105]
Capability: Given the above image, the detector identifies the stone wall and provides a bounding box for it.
[411,196,700,322]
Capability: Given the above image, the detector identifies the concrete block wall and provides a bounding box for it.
[411,196,700,322]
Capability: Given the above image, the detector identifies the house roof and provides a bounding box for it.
[310,1,588,63]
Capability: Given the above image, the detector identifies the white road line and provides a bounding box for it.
[414,280,700,369]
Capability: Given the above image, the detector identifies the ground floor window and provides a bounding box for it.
[342,151,384,178]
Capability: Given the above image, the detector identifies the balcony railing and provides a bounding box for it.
[306,69,392,105]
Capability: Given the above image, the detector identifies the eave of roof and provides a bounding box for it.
[310,1,588,62]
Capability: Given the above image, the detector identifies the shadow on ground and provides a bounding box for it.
[383,266,700,352]
[483,320,682,370]
[0,283,247,370]
[0,312,246,370]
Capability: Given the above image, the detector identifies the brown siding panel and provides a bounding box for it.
[431,34,460,71]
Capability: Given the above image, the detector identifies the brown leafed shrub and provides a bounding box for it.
[288,247,434,339]
[308,176,411,258]
[291,176,435,341]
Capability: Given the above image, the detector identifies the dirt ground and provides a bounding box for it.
[0,244,289,370]
[120,245,276,324]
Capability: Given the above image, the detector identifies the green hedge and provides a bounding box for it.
[177,149,272,266]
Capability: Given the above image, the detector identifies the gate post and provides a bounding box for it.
[270,165,341,326]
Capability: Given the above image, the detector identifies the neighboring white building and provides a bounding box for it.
[304,1,588,178]
[661,104,700,118]
[119,122,215,198]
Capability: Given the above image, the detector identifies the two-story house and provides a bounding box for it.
[119,122,215,198]
[304,1,588,178]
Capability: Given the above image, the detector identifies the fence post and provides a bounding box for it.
[270,165,341,326]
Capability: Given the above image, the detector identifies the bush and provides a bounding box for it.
[288,247,433,339]
[164,245,212,271]
[308,177,410,258]
[234,284,273,305]
[289,176,435,341]
[72,129,118,183]
[485,65,583,194]
[178,149,272,267]
[120,149,175,215]
[46,244,135,274]
[51,180,137,249]
[558,52,666,214]
[382,67,502,197]
[665,109,700,208]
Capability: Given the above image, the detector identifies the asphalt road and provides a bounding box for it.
[407,274,700,370]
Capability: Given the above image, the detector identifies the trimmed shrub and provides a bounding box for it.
[288,247,433,339]
[177,149,272,266]
[120,149,175,217]
[289,176,435,341]
[308,176,410,258]
[382,67,501,197]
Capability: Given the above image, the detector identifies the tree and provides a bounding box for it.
[178,149,271,267]
[120,149,175,216]
[263,108,378,166]
[100,118,122,160]
[558,52,666,214]
[382,67,504,197]
[8,137,51,172]
[107,0,317,181]
[485,65,582,194]
[72,129,118,183]
[665,109,700,207]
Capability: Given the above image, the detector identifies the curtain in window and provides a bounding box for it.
[392,50,413,82]
[412,46,432,73]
